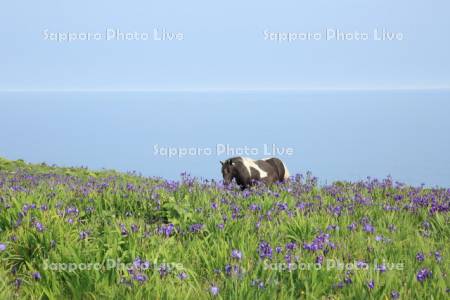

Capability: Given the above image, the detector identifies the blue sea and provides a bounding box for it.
[1,90,449,186]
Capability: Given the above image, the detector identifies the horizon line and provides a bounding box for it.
[1,86,450,93]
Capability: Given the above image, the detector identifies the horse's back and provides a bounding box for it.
[261,157,289,181]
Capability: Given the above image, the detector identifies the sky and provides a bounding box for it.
[1,1,449,185]
[1,0,449,90]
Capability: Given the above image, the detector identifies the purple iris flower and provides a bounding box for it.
[32,272,41,280]
[377,264,387,273]
[434,251,442,262]
[133,273,147,283]
[363,223,374,233]
[231,249,242,260]
[416,252,425,262]
[131,224,139,233]
[258,241,273,260]
[315,255,324,265]
[210,285,219,296]
[158,223,174,237]
[79,231,89,240]
[120,224,128,236]
[416,268,432,282]
[189,223,203,233]
[347,223,357,231]
[159,265,169,278]
[285,242,297,251]
[391,290,400,299]
[35,222,44,232]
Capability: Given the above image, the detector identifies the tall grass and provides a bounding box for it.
[0,158,448,299]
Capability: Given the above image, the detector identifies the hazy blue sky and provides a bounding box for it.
[1,0,449,90]
[1,2,449,185]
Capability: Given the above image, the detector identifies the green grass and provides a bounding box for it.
[0,157,448,299]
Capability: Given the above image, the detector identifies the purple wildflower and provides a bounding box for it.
[326,224,339,231]
[131,224,139,233]
[249,203,261,211]
[210,285,219,296]
[416,268,432,282]
[258,241,273,260]
[32,272,41,280]
[251,279,265,289]
[348,223,357,231]
[377,264,387,273]
[133,257,150,270]
[65,206,79,215]
[231,249,242,260]
[357,261,368,269]
[120,224,128,236]
[178,272,188,280]
[363,223,374,233]
[434,251,442,262]
[367,280,375,289]
[22,204,31,214]
[126,183,134,191]
[284,254,292,264]
[276,202,288,210]
[158,223,174,237]
[224,264,233,276]
[416,252,425,262]
[303,233,331,251]
[0,243,6,252]
[14,278,22,289]
[391,290,400,299]
[159,265,169,278]
[285,242,297,251]
[315,255,324,265]
[79,231,89,240]
[189,223,203,233]
[34,221,44,232]
[133,273,147,283]
[422,221,431,229]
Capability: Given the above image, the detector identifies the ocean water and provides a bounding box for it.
[0,90,449,186]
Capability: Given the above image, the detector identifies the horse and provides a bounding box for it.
[220,156,289,189]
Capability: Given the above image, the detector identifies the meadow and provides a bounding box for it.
[0,157,448,299]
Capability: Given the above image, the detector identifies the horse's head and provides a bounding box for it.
[220,159,236,185]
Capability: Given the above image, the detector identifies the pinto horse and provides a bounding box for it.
[220,157,289,189]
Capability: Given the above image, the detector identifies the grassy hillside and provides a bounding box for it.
[0,157,448,299]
